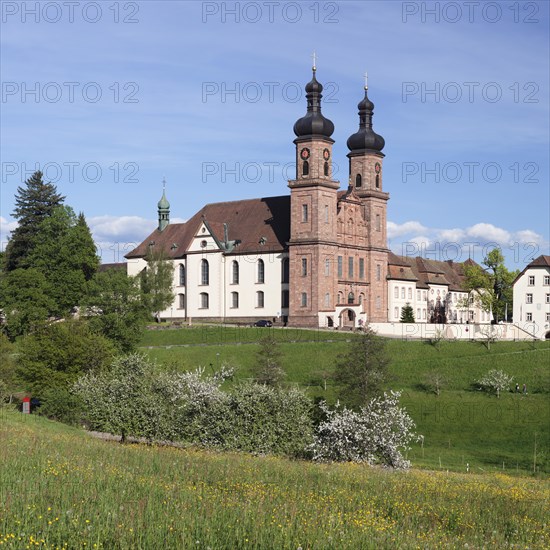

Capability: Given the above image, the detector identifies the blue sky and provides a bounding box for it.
[1,0,548,270]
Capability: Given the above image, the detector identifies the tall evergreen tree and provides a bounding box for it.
[26,206,99,315]
[400,303,415,323]
[4,171,65,271]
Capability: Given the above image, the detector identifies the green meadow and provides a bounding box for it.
[140,326,550,474]
[1,411,548,549]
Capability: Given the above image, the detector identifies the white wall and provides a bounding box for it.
[513,267,550,338]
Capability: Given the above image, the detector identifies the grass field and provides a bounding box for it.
[1,411,548,549]
[139,327,550,474]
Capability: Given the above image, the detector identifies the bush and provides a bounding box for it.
[223,382,312,457]
[310,391,419,469]
[39,387,83,426]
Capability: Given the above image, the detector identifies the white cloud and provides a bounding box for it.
[0,217,18,242]
[387,221,427,239]
[465,223,511,245]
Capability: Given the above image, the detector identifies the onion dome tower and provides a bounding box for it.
[157,178,170,231]
[288,55,340,328]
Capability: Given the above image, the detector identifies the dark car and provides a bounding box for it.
[254,320,273,327]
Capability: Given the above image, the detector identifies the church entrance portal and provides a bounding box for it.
[339,309,356,329]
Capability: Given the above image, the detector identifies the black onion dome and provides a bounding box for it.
[293,69,334,138]
[347,88,385,152]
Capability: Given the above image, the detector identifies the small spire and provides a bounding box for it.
[312,51,317,71]
[364,71,368,90]
[162,176,166,192]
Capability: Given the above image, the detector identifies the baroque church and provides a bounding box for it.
[126,67,487,328]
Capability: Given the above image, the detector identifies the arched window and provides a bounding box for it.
[348,292,354,304]
[200,292,209,309]
[178,293,185,309]
[231,291,239,308]
[281,258,289,283]
[359,294,364,305]
[232,260,239,284]
[337,292,343,304]
[200,259,209,285]
[325,258,330,276]
[257,291,264,308]
[324,162,329,176]
[301,292,307,307]
[375,174,380,188]
[355,174,362,188]
[302,160,309,176]
[257,259,265,283]
[179,264,185,286]
[375,214,381,231]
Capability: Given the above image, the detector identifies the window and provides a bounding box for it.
[302,204,308,222]
[348,257,354,278]
[325,258,330,276]
[546,294,550,304]
[301,292,307,307]
[302,160,309,176]
[376,296,381,309]
[408,288,412,299]
[417,308,421,319]
[401,287,405,299]
[359,258,365,279]
[324,162,329,176]
[546,312,550,322]
[544,275,550,286]
[282,258,289,283]
[179,264,185,286]
[324,205,329,223]
[257,259,265,283]
[200,292,209,309]
[376,264,381,281]
[526,293,533,304]
[257,291,264,308]
[178,293,185,309]
[394,287,399,298]
[423,309,426,320]
[469,311,474,321]
[526,312,532,321]
[200,259,209,285]
[231,292,239,308]
[301,258,308,277]
[375,174,380,188]
[348,292,354,304]
[338,292,343,304]
[324,293,330,307]
[337,256,343,278]
[375,214,381,231]
[528,275,535,286]
[355,174,362,188]
[281,290,289,308]
[423,291,427,300]
[394,307,399,319]
[359,294,364,305]
[417,290,421,301]
[231,261,239,284]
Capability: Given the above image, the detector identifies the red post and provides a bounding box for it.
[22,396,31,414]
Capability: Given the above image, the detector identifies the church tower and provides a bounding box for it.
[346,79,389,322]
[288,62,340,327]
[158,181,170,231]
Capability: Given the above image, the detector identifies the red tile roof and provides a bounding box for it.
[125,196,290,259]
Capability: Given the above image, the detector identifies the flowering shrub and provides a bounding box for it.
[310,391,419,469]
[477,369,514,398]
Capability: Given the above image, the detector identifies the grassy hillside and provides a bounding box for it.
[140,327,550,474]
[1,411,548,549]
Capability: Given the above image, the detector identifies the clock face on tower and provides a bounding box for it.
[300,148,310,160]
[323,148,330,160]
[375,162,381,174]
